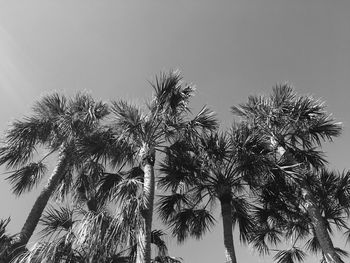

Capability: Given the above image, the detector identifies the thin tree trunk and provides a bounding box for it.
[302,187,342,263]
[220,199,237,263]
[12,151,69,251]
[138,147,155,263]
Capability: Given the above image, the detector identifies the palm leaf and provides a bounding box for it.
[32,93,67,118]
[0,118,52,168]
[187,106,218,132]
[97,172,123,203]
[111,100,144,139]
[304,233,322,254]
[78,128,135,167]
[273,247,306,263]
[250,223,282,255]
[6,162,47,196]
[149,70,194,117]
[169,208,215,243]
[151,229,168,257]
[231,196,254,244]
[158,193,190,222]
[0,218,13,259]
[39,206,74,238]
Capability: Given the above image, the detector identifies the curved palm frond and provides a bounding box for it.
[32,93,67,119]
[250,223,282,255]
[231,196,254,244]
[151,229,168,257]
[169,208,215,243]
[111,100,144,140]
[0,118,53,168]
[39,206,74,238]
[273,247,306,263]
[158,193,191,223]
[77,128,135,167]
[96,172,123,204]
[185,106,218,133]
[6,162,47,196]
[149,70,194,118]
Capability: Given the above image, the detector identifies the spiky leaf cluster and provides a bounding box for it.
[158,129,253,244]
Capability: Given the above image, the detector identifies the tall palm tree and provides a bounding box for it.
[158,129,253,263]
[99,70,217,263]
[231,85,343,263]
[0,92,109,251]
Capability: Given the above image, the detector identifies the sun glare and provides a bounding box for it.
[0,25,32,102]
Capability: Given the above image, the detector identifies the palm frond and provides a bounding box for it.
[149,70,194,117]
[187,107,218,132]
[158,193,190,222]
[39,206,74,238]
[66,92,109,136]
[158,143,200,191]
[98,167,144,205]
[97,172,123,204]
[0,217,13,259]
[273,247,306,263]
[33,93,67,118]
[250,223,282,255]
[335,170,350,212]
[231,196,254,244]
[0,118,52,168]
[306,117,342,145]
[111,100,144,138]
[77,128,134,167]
[54,168,74,202]
[304,233,322,254]
[14,234,79,263]
[334,247,349,258]
[271,85,296,108]
[153,256,183,263]
[115,176,143,204]
[169,208,215,243]
[151,229,168,257]
[6,162,47,196]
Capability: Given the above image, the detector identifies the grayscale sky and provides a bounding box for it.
[0,1,350,262]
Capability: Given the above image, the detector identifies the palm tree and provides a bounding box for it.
[158,129,253,263]
[14,165,183,263]
[250,168,350,263]
[0,92,109,252]
[231,85,343,263]
[99,70,217,263]
[14,205,132,263]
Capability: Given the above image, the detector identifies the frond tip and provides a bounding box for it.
[274,247,306,263]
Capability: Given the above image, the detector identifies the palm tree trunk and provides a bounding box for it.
[12,151,69,250]
[220,199,237,263]
[138,148,155,263]
[273,142,341,263]
[302,187,342,263]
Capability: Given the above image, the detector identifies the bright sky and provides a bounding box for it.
[0,1,350,262]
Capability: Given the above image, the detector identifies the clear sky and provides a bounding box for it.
[0,1,350,262]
